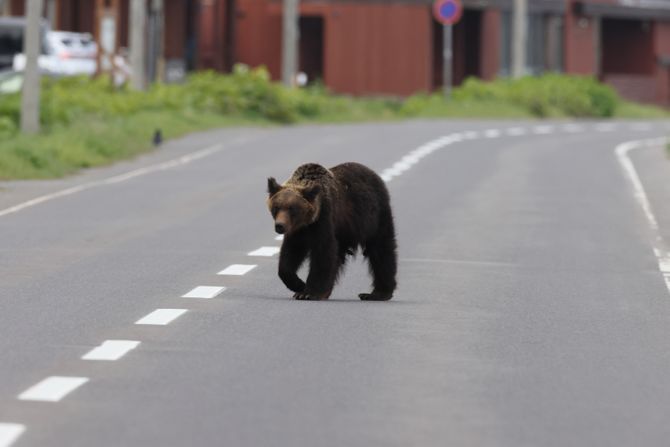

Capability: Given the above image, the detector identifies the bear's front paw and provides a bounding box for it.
[293,291,330,300]
[359,291,393,301]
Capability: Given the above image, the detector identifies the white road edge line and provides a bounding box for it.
[0,137,250,219]
[182,286,226,299]
[18,376,89,402]
[135,308,188,325]
[218,264,257,276]
[0,423,25,447]
[82,340,140,361]
[248,246,280,257]
[615,137,670,295]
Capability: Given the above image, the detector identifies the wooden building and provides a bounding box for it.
[3,0,670,105]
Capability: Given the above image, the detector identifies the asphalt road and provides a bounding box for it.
[1,119,670,447]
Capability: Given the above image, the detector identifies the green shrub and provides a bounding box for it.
[451,74,620,117]
[0,68,666,180]
[0,115,17,139]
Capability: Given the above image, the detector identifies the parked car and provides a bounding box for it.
[0,69,22,94]
[0,69,60,95]
[13,31,97,76]
[0,17,49,70]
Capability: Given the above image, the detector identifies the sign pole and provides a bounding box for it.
[433,0,461,99]
[443,23,452,100]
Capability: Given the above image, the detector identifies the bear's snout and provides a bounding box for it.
[275,223,286,234]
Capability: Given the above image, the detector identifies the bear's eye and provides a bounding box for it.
[271,206,279,215]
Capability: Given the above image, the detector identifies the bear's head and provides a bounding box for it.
[267,177,320,235]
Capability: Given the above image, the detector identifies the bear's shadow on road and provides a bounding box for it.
[246,293,413,305]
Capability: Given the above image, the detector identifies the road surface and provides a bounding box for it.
[1,119,670,446]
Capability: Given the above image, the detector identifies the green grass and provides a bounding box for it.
[1,68,668,180]
[0,111,267,179]
[614,101,670,119]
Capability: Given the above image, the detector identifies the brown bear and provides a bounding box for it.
[266,162,397,301]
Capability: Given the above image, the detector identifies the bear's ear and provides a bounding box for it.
[267,177,282,196]
[302,185,320,202]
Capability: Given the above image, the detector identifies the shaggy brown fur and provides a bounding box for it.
[267,162,397,301]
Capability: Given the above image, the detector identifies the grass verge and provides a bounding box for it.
[0,67,668,180]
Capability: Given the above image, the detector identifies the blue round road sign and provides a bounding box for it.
[433,0,463,25]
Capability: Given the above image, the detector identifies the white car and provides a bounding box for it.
[13,31,97,76]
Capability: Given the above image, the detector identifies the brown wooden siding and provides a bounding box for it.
[235,0,282,78]
[164,0,187,59]
[322,2,432,95]
[480,9,500,81]
[655,21,670,105]
[564,0,597,75]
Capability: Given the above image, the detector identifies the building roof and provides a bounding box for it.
[297,0,566,13]
[575,0,670,19]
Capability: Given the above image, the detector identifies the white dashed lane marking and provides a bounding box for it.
[533,125,554,134]
[218,264,257,276]
[18,376,89,402]
[483,129,501,138]
[135,309,188,325]
[248,246,280,257]
[182,286,226,299]
[505,127,527,136]
[595,123,616,132]
[82,340,140,361]
[562,123,583,133]
[631,123,653,132]
[0,423,25,447]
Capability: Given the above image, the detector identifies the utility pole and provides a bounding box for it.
[21,0,44,134]
[46,0,57,27]
[281,0,299,87]
[129,0,146,90]
[147,0,164,83]
[512,0,527,78]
